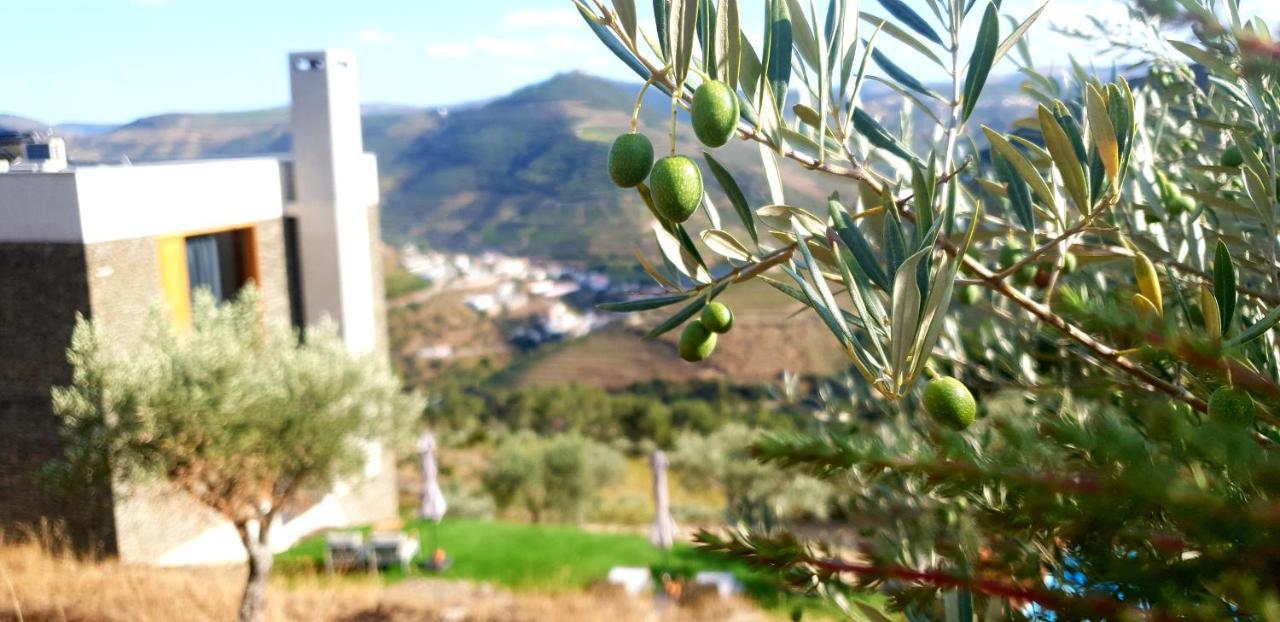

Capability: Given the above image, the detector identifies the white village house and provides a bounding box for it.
[0,50,398,565]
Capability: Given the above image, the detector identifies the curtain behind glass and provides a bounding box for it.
[186,234,223,303]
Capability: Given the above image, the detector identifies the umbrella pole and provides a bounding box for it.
[430,520,439,564]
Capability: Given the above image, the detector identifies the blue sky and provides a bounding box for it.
[6,0,1278,125]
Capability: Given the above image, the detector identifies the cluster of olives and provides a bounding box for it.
[607,80,740,223]
[1155,171,1195,217]
[678,302,733,362]
[969,241,1078,294]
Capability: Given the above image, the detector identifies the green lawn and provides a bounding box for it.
[276,517,831,614]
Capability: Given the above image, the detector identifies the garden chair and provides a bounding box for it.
[368,531,420,573]
[323,531,369,574]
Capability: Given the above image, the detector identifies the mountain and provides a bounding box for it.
[2,72,1033,266]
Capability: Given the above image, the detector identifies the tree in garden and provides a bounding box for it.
[482,432,625,522]
[49,289,419,622]
[578,0,1280,618]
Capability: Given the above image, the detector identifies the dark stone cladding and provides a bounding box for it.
[0,242,117,554]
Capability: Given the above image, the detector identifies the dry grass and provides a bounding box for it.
[0,539,772,622]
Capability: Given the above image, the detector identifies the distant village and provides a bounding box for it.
[398,245,656,360]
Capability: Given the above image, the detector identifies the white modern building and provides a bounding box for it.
[0,50,395,565]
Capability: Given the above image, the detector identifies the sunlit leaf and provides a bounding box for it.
[701,229,753,261]
[960,3,998,124]
[1085,84,1120,190]
[597,292,694,312]
[1038,105,1089,215]
[873,0,942,45]
[1214,239,1237,336]
[703,152,758,243]
[612,0,638,45]
[853,108,923,166]
[857,13,945,68]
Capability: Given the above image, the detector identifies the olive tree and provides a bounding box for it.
[482,432,625,523]
[578,0,1280,618]
[50,288,419,622]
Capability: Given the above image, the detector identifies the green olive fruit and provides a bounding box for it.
[1208,387,1256,427]
[956,284,982,305]
[998,243,1024,269]
[1061,252,1079,275]
[700,302,734,333]
[1221,145,1244,168]
[678,320,717,362]
[608,133,654,188]
[922,376,978,430]
[1166,193,1195,216]
[691,81,740,148]
[649,155,704,223]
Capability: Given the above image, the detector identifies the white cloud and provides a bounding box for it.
[504,9,579,29]
[359,28,395,45]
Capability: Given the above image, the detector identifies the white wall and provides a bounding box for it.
[0,158,285,244]
[75,159,285,243]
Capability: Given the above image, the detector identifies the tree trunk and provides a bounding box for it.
[236,520,274,622]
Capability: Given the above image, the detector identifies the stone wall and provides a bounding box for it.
[85,220,294,563]
[0,242,117,553]
[367,203,390,358]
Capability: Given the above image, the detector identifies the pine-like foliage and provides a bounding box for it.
[576,0,1280,617]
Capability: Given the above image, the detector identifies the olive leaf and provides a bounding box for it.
[644,282,729,339]
[889,248,929,386]
[714,0,741,89]
[873,0,942,45]
[576,3,651,81]
[1213,239,1237,337]
[857,13,944,68]
[1085,84,1120,191]
[784,0,822,71]
[982,126,1056,213]
[612,0,638,45]
[703,152,758,244]
[830,196,892,291]
[701,229,753,261]
[1227,305,1280,348]
[763,0,793,117]
[597,292,695,312]
[992,152,1034,233]
[654,0,671,58]
[1038,104,1089,215]
[853,108,923,166]
[993,1,1046,64]
[872,49,943,102]
[960,2,998,124]
[670,0,701,86]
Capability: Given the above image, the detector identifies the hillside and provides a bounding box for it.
[2,72,1032,266]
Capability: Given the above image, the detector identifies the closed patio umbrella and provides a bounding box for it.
[649,449,677,550]
[418,431,447,522]
[418,431,447,569]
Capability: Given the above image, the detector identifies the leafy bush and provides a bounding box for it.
[672,425,831,522]
[482,432,625,523]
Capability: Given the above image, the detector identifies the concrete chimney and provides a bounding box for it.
[286,49,382,354]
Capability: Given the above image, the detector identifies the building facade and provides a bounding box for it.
[0,50,395,564]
